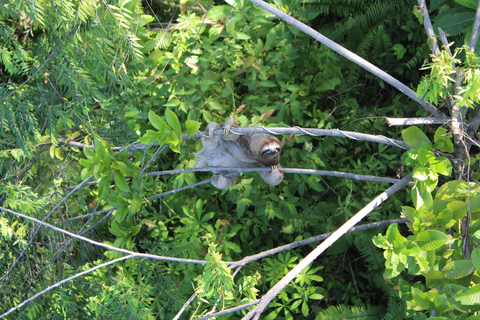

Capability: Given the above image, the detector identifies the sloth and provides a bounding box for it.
[194,118,284,189]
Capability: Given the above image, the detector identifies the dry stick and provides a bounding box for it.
[0,175,94,283]
[147,168,402,184]
[0,255,133,319]
[0,206,206,265]
[385,117,450,126]
[242,173,413,320]
[59,127,410,151]
[228,218,408,268]
[245,0,444,118]
[173,217,408,319]
[470,0,480,51]
[195,300,261,320]
[417,0,439,55]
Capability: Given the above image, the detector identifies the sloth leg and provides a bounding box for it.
[211,173,239,189]
[222,118,239,141]
[205,121,221,138]
[260,165,284,186]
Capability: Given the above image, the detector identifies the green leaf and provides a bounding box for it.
[186,120,201,136]
[130,196,142,214]
[402,126,433,149]
[98,175,111,199]
[114,206,128,223]
[148,110,165,131]
[416,230,450,250]
[165,108,181,133]
[455,284,480,305]
[471,249,480,271]
[434,127,454,153]
[114,172,130,193]
[237,198,251,218]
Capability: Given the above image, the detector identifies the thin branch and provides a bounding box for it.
[469,0,480,51]
[228,218,408,268]
[56,127,410,151]
[242,173,413,320]
[417,0,439,55]
[246,0,445,118]
[0,255,134,319]
[386,117,450,126]
[196,300,260,320]
[147,168,402,184]
[0,206,206,265]
[0,174,94,282]
[438,28,453,57]
[145,177,218,200]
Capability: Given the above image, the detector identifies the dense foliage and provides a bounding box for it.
[1,0,480,319]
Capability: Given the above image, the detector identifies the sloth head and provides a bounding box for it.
[247,134,284,166]
[260,137,282,159]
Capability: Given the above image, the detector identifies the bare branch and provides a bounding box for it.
[438,28,453,57]
[386,117,450,126]
[417,0,439,55]
[147,168,402,184]
[0,255,134,319]
[470,0,480,51]
[0,174,94,282]
[228,218,408,268]
[57,127,410,151]
[196,300,260,320]
[242,173,413,320]
[0,206,207,265]
[245,0,444,118]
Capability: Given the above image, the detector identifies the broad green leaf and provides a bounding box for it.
[436,180,480,200]
[402,126,432,149]
[416,230,450,250]
[98,175,111,199]
[472,249,480,271]
[185,120,201,136]
[114,206,128,223]
[148,110,165,131]
[114,172,130,193]
[434,127,454,153]
[237,198,251,218]
[165,108,181,133]
[130,196,142,214]
[443,260,474,280]
[455,284,480,305]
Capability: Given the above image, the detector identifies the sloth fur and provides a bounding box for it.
[194,118,284,189]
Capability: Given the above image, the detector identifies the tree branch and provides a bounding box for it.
[0,206,207,266]
[228,218,408,268]
[242,173,413,320]
[386,117,450,126]
[0,255,134,319]
[245,0,445,118]
[469,0,480,51]
[417,0,439,55]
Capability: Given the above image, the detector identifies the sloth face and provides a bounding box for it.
[261,143,281,159]
[260,138,281,159]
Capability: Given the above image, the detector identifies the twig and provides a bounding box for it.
[147,168,402,184]
[438,28,453,57]
[385,117,450,126]
[196,300,260,320]
[55,127,410,151]
[469,0,480,51]
[245,0,445,118]
[228,218,409,268]
[242,173,413,320]
[417,0,439,55]
[0,206,206,265]
[0,255,134,319]
[0,175,94,282]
